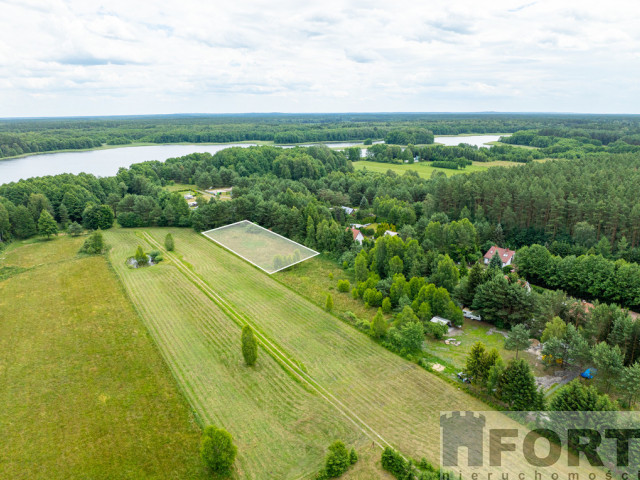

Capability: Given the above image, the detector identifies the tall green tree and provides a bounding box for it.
[620,362,640,406]
[370,308,388,338]
[241,325,258,366]
[58,203,70,229]
[11,205,36,239]
[497,358,543,410]
[550,380,616,411]
[325,293,333,312]
[591,342,624,392]
[164,233,175,251]
[0,203,10,242]
[354,252,369,283]
[504,324,530,359]
[324,441,350,478]
[200,425,237,477]
[38,210,58,239]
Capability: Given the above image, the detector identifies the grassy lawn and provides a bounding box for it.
[140,228,491,469]
[0,235,207,480]
[203,220,317,273]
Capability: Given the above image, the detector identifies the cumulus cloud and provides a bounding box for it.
[0,0,639,116]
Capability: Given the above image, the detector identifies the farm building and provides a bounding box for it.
[483,246,516,267]
[348,227,364,245]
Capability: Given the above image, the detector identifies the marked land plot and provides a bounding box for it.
[203,220,318,273]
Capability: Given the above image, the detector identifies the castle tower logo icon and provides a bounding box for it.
[440,411,486,467]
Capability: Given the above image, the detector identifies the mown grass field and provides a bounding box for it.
[203,220,317,273]
[136,228,491,464]
[353,160,490,177]
[0,235,207,480]
[104,229,364,479]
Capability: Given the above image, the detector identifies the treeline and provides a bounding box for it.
[428,153,640,254]
[362,143,542,166]
[4,113,640,158]
[516,245,640,309]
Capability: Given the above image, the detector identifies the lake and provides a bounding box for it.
[0,136,505,184]
[433,134,506,147]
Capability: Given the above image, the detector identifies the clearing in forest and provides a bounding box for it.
[202,220,318,273]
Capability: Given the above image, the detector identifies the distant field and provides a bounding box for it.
[203,220,318,273]
[143,228,490,467]
[353,160,489,177]
[353,159,537,178]
[0,235,207,480]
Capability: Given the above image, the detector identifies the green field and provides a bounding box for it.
[0,236,207,479]
[112,228,492,470]
[353,160,490,177]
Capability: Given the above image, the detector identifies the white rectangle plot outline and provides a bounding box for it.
[202,220,319,274]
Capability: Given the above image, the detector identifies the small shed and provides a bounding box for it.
[430,316,452,327]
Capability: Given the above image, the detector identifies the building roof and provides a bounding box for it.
[430,316,451,326]
[349,227,362,241]
[384,230,398,237]
[484,245,516,264]
[341,206,355,215]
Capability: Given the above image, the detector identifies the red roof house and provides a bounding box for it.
[484,246,516,267]
[349,227,364,245]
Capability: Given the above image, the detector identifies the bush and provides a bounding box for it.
[149,250,162,262]
[381,447,408,478]
[67,221,83,237]
[164,233,175,251]
[349,448,358,465]
[337,279,350,292]
[79,231,105,255]
[134,245,147,265]
[241,325,258,366]
[325,294,333,312]
[325,441,350,478]
[200,425,237,476]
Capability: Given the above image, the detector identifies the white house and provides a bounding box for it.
[349,227,364,245]
[384,230,398,237]
[483,246,516,267]
[341,206,355,215]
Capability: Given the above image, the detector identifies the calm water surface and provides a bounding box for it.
[0,136,506,184]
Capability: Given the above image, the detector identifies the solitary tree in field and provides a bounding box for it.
[200,425,237,476]
[135,245,147,265]
[504,324,531,359]
[38,210,58,239]
[164,233,175,251]
[325,293,333,312]
[241,325,258,366]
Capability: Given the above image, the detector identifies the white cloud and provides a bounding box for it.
[0,0,639,116]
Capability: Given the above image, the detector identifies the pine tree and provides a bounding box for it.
[550,380,616,411]
[592,342,624,392]
[241,325,258,366]
[164,233,175,251]
[620,362,640,406]
[504,324,531,359]
[497,358,542,410]
[58,203,70,229]
[0,203,9,242]
[465,342,487,384]
[38,210,58,239]
[370,308,388,338]
[349,448,358,465]
[305,216,316,248]
[325,294,333,312]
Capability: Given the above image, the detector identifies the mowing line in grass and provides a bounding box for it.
[141,231,394,452]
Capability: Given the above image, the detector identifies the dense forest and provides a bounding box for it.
[3,113,640,158]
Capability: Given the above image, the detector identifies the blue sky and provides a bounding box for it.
[1,0,639,116]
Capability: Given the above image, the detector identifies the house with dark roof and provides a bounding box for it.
[483,246,516,267]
